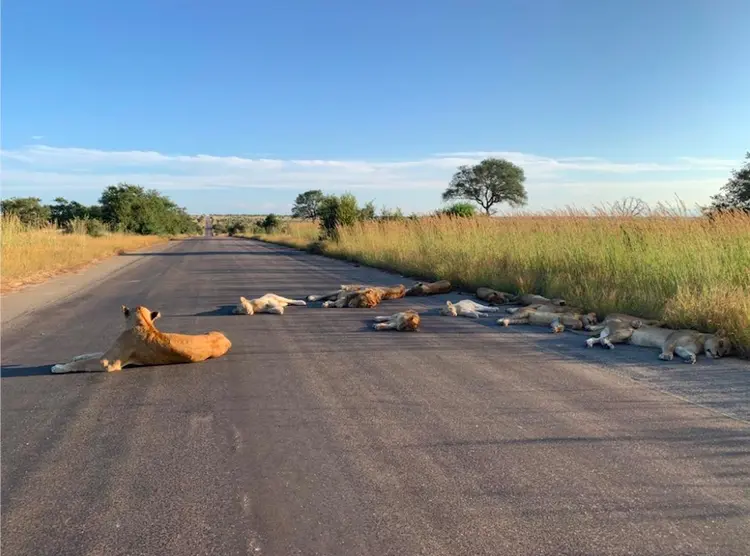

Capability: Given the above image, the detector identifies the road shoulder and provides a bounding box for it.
[1,240,182,330]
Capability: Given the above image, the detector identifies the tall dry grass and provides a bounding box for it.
[259,212,750,355]
[1,215,165,292]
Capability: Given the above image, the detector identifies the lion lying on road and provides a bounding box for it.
[233,293,307,315]
[476,287,515,305]
[405,280,452,296]
[322,287,387,308]
[584,318,731,363]
[51,305,232,374]
[499,309,598,333]
[372,310,421,331]
[308,284,406,303]
[514,294,566,307]
[439,299,503,318]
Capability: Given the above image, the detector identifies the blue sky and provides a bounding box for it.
[2,0,749,214]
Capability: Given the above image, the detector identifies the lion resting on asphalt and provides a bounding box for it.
[475,287,516,305]
[372,310,421,331]
[584,317,731,363]
[499,308,598,333]
[51,305,232,373]
[405,280,452,296]
[308,284,406,303]
[233,293,307,315]
[322,287,388,308]
[439,299,503,319]
[514,293,567,307]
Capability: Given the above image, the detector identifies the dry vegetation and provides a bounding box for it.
[255,211,750,356]
[1,215,166,292]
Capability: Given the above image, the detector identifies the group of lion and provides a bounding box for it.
[51,279,732,374]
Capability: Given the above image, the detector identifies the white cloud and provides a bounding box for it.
[0,144,736,210]
[31,135,44,141]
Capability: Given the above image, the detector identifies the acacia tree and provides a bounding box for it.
[291,189,325,219]
[442,157,528,216]
[0,197,52,226]
[709,152,750,213]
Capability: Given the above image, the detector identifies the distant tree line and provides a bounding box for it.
[1,183,202,236]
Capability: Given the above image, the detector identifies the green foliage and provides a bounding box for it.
[261,213,281,233]
[439,202,477,218]
[63,217,109,237]
[0,197,52,227]
[359,200,377,221]
[380,206,405,221]
[98,183,200,235]
[442,157,528,215]
[49,197,101,226]
[709,151,750,213]
[227,220,248,236]
[291,189,325,219]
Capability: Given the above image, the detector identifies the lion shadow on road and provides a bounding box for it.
[192,305,238,317]
[1,364,54,378]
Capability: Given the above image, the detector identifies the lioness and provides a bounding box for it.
[476,287,515,305]
[499,309,597,333]
[582,314,644,349]
[512,293,566,307]
[308,284,406,303]
[405,280,452,296]
[439,299,503,318]
[51,305,232,374]
[372,310,421,331]
[584,313,664,333]
[233,293,307,315]
[629,326,732,364]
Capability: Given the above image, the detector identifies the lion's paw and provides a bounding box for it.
[51,364,68,374]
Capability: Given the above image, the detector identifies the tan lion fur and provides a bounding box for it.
[233,293,307,315]
[499,309,597,333]
[514,293,566,307]
[372,310,421,331]
[476,287,515,305]
[322,287,385,309]
[439,299,503,319]
[405,280,452,296]
[309,284,405,303]
[51,305,232,374]
[629,326,732,364]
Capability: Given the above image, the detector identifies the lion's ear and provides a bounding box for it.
[121,305,130,317]
[150,311,161,321]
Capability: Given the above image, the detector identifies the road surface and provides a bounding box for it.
[2,237,749,556]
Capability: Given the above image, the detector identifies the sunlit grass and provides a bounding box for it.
[258,211,750,356]
[1,215,166,292]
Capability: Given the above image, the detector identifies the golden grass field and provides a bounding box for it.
[1,215,167,293]
[254,212,750,357]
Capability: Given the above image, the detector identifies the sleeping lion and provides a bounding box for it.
[404,280,452,296]
[51,305,232,373]
[372,310,421,331]
[233,293,307,315]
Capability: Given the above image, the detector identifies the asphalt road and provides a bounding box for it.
[2,237,749,556]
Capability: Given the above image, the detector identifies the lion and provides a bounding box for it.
[439,299,503,319]
[50,305,232,374]
[308,284,406,303]
[499,309,597,333]
[629,326,732,364]
[322,287,385,309]
[581,313,666,349]
[233,293,307,315]
[475,287,515,305]
[513,293,566,307]
[372,310,421,331]
[405,280,452,296]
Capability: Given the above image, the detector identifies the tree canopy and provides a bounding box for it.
[442,157,528,215]
[291,189,325,219]
[709,152,750,213]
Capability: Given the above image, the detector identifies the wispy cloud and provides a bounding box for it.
[30,135,44,141]
[0,144,736,210]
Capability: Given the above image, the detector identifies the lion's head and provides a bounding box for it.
[349,288,383,308]
[232,297,254,315]
[122,305,161,327]
[402,310,421,331]
[581,312,598,327]
[439,300,458,317]
[705,330,732,359]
